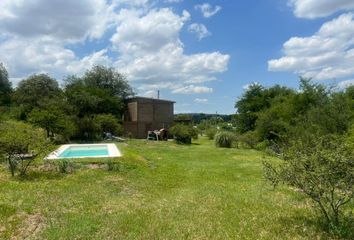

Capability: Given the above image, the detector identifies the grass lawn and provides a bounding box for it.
[0,137,351,239]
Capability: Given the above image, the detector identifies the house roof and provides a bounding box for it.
[126,96,176,104]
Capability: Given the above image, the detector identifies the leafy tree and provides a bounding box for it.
[0,63,12,105]
[14,74,61,106]
[74,116,101,141]
[94,114,123,136]
[13,74,61,118]
[65,66,133,118]
[0,121,51,176]
[82,65,133,98]
[235,83,294,133]
[263,135,353,227]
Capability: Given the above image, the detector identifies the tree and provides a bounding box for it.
[263,135,353,227]
[28,99,76,140]
[235,83,294,133]
[82,65,134,98]
[65,66,133,117]
[0,121,51,176]
[0,63,12,105]
[13,74,61,118]
[94,114,123,136]
[64,66,133,140]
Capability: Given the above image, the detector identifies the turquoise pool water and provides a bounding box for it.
[59,146,109,158]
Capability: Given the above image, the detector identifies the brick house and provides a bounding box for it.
[123,97,175,138]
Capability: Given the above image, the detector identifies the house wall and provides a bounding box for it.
[123,98,174,139]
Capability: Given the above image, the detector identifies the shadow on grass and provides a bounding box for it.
[277,213,354,239]
[17,170,66,182]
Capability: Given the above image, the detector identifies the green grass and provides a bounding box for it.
[0,137,350,239]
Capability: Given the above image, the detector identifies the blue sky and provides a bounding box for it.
[1,0,354,114]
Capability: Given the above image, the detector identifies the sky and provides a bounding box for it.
[1,0,354,114]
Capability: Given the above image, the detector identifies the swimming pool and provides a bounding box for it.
[46,144,121,159]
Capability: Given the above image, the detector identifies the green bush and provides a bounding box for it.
[205,128,217,140]
[57,159,76,174]
[263,135,353,228]
[238,131,259,148]
[169,124,198,144]
[0,120,51,176]
[255,140,270,151]
[94,114,123,136]
[215,131,235,148]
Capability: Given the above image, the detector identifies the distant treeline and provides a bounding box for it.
[174,113,233,124]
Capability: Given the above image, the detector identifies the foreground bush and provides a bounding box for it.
[215,131,235,148]
[263,135,353,228]
[170,124,198,144]
[0,120,51,176]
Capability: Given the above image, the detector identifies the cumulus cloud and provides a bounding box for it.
[268,13,354,81]
[289,0,354,19]
[188,23,211,40]
[195,3,222,18]
[112,8,229,94]
[0,0,116,42]
[0,0,229,95]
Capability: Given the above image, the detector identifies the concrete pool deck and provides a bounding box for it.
[46,143,122,160]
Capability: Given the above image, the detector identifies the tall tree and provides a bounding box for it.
[14,74,61,107]
[0,63,12,105]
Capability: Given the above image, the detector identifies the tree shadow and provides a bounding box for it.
[17,170,66,181]
[276,213,354,239]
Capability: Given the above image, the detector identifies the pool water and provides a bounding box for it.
[59,146,109,158]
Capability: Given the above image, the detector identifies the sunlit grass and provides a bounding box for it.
[0,137,349,239]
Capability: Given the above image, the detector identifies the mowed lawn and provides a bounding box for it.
[0,137,341,239]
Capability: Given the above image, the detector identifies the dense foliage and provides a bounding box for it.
[0,64,133,143]
[0,63,12,106]
[0,121,51,176]
[234,78,354,145]
[169,124,198,144]
[264,135,353,227]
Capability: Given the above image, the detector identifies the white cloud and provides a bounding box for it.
[194,98,208,103]
[268,13,354,81]
[164,0,183,3]
[289,0,354,19]
[0,0,116,42]
[188,23,211,40]
[112,8,229,94]
[172,85,213,94]
[337,79,354,89]
[0,1,229,96]
[195,3,222,18]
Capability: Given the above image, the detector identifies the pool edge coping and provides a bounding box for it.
[45,143,122,160]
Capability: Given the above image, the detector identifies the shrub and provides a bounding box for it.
[205,128,217,140]
[0,120,51,176]
[255,140,270,151]
[169,124,198,144]
[238,131,259,148]
[263,135,353,228]
[106,159,121,171]
[57,159,76,174]
[215,131,235,148]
